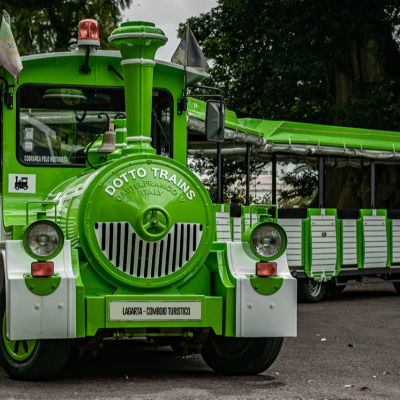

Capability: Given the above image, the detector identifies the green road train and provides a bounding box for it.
[0,20,297,380]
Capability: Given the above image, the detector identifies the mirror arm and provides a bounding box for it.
[178,84,223,116]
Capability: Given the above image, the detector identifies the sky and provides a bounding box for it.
[122,0,218,62]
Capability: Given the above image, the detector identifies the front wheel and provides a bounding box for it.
[297,278,325,303]
[0,288,72,380]
[201,336,283,375]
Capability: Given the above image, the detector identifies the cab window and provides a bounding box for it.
[17,84,173,167]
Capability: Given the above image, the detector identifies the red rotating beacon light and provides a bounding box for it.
[78,19,100,47]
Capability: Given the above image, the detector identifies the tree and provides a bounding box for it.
[183,0,400,208]
[2,0,132,56]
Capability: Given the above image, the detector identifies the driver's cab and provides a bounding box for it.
[1,49,207,239]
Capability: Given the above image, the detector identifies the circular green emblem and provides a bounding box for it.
[138,206,170,241]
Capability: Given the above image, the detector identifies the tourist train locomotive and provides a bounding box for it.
[0,20,296,379]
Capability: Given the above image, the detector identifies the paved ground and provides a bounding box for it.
[1,281,400,399]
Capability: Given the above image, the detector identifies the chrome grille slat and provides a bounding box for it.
[95,222,203,279]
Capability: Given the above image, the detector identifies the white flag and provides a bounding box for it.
[0,11,22,83]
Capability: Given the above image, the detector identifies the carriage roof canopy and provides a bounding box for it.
[187,98,400,164]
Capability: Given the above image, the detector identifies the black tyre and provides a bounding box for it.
[297,278,325,303]
[324,279,347,294]
[0,287,72,380]
[393,282,400,294]
[201,336,283,375]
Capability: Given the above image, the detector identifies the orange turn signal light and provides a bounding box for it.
[31,262,54,277]
[256,262,277,277]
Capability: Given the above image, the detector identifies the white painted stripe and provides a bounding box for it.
[287,232,302,238]
[109,32,167,42]
[312,249,336,255]
[311,215,335,220]
[311,226,335,231]
[216,225,230,232]
[311,221,335,226]
[343,220,357,226]
[311,231,336,237]
[287,255,302,261]
[216,212,230,218]
[364,240,387,246]
[278,219,302,226]
[313,242,335,248]
[282,226,302,232]
[364,257,387,263]
[217,232,231,239]
[312,237,336,243]
[288,249,301,255]
[364,263,386,268]
[343,232,357,238]
[364,232,387,237]
[312,254,337,260]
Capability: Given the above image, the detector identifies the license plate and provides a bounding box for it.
[108,301,202,321]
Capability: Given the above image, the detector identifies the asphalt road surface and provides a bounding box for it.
[1,281,399,399]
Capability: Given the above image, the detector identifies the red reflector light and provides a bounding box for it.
[31,262,54,277]
[78,19,100,47]
[256,262,277,277]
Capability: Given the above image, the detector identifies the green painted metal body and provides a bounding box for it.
[248,275,283,296]
[24,273,61,296]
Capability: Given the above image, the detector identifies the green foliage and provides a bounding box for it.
[181,0,400,129]
[279,165,318,204]
[189,156,269,205]
[2,0,132,56]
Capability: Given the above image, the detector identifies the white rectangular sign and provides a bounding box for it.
[108,301,202,321]
[8,174,36,194]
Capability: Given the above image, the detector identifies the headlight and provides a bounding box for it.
[242,222,287,261]
[252,225,283,258]
[22,221,64,260]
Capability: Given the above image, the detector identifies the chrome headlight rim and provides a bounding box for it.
[21,220,64,261]
[243,221,287,261]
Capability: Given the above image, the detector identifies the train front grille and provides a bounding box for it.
[94,222,203,278]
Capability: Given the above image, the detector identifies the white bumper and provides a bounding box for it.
[227,242,297,338]
[3,240,76,340]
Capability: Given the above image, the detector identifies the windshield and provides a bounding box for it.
[17,85,173,167]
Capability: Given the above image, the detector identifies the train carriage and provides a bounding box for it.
[0,19,297,380]
[187,97,400,303]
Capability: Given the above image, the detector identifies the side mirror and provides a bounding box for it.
[206,100,225,142]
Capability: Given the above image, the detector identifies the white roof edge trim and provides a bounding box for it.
[20,50,208,80]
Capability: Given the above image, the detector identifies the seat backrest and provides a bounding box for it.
[214,204,231,242]
[278,218,303,267]
[362,210,387,268]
